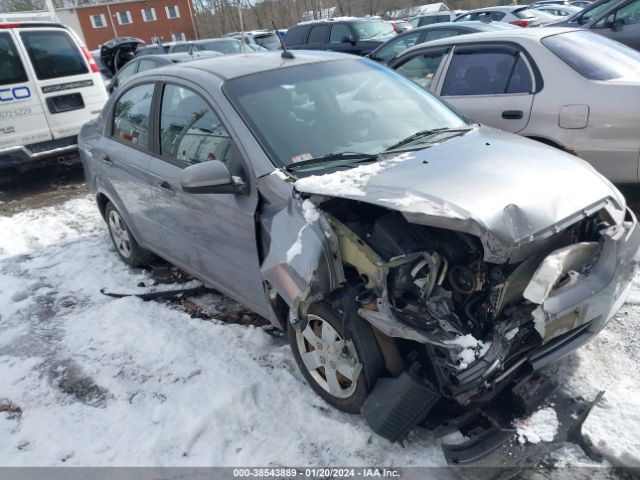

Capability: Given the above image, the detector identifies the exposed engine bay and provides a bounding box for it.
[296,196,620,446]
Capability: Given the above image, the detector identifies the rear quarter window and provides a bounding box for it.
[0,32,28,86]
[20,30,88,80]
[284,26,307,46]
[542,31,640,80]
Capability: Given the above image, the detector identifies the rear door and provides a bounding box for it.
[15,26,107,140]
[105,81,163,250]
[590,0,640,51]
[435,44,536,132]
[0,29,51,149]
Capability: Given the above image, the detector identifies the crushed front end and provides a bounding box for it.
[310,197,640,450]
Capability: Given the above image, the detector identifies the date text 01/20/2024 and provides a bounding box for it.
[232,468,401,477]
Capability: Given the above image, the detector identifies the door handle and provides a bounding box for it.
[101,156,113,166]
[158,180,175,195]
[502,110,523,120]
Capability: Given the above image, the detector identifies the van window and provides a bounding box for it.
[0,32,28,86]
[113,83,154,149]
[20,30,88,81]
[307,25,329,44]
[284,26,307,46]
[330,24,352,43]
[160,85,233,168]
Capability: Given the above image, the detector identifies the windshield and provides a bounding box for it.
[353,21,395,40]
[223,59,468,169]
[542,30,640,80]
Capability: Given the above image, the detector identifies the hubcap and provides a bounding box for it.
[296,314,362,399]
[108,210,132,258]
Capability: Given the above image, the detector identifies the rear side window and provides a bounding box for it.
[441,50,532,96]
[172,44,189,53]
[20,30,88,80]
[307,25,329,44]
[284,26,307,46]
[0,32,28,86]
[542,30,640,80]
[113,83,154,149]
[159,85,233,168]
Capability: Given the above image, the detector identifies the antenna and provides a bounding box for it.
[272,20,294,59]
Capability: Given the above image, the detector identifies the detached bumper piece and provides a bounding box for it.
[361,363,439,443]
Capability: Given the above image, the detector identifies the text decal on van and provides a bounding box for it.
[0,86,31,103]
[42,80,94,94]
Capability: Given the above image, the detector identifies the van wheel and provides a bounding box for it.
[105,202,152,267]
[288,296,385,413]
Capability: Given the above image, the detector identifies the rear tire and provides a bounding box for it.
[105,201,152,267]
[288,293,385,413]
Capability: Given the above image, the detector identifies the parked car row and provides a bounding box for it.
[78,45,640,461]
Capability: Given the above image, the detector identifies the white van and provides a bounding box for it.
[0,22,108,172]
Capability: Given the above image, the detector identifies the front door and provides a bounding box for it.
[435,46,536,133]
[146,82,270,316]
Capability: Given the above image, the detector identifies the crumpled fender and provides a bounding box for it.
[257,173,344,324]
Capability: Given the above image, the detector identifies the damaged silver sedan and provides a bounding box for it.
[79,51,640,458]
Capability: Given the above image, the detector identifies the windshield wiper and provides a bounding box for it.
[384,127,472,152]
[285,152,378,172]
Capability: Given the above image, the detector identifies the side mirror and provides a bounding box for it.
[180,160,246,194]
[106,80,114,94]
[341,35,356,45]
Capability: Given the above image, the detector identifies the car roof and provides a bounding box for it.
[462,5,531,12]
[399,26,579,54]
[143,50,357,81]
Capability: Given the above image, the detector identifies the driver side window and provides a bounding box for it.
[159,85,235,170]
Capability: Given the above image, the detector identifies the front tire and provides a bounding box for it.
[288,298,385,413]
[105,201,152,267]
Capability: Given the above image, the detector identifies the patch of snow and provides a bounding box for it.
[378,194,460,219]
[0,195,447,466]
[294,152,414,197]
[301,199,320,223]
[557,313,640,467]
[286,227,305,263]
[444,334,491,370]
[515,407,559,445]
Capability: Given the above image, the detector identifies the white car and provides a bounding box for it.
[0,22,107,172]
[389,27,640,182]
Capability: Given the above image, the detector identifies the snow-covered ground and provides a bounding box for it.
[1,194,639,470]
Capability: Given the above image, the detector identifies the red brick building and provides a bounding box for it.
[69,0,198,50]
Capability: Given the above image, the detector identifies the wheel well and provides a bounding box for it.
[96,193,110,220]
